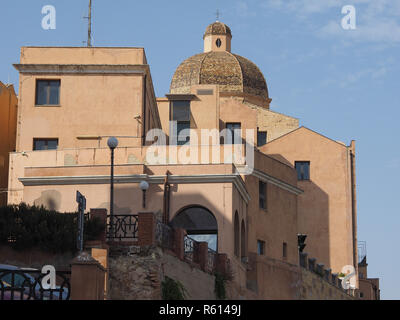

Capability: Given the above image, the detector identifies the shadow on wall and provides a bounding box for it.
[268,153,331,270]
[104,181,236,254]
[33,190,62,211]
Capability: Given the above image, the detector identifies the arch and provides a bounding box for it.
[234,211,239,257]
[241,219,246,259]
[171,205,218,251]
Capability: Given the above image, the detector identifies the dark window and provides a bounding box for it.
[259,180,267,210]
[257,240,265,255]
[36,80,60,105]
[33,138,58,150]
[216,38,222,47]
[225,123,241,144]
[360,292,364,298]
[295,161,310,180]
[283,242,287,259]
[257,129,267,147]
[171,100,190,145]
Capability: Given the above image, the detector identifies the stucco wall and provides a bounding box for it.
[262,127,356,274]
[0,82,18,205]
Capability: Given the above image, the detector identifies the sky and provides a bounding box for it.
[1,0,399,299]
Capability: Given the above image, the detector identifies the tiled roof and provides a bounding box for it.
[170,51,269,101]
[203,22,232,39]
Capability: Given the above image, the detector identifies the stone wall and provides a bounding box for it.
[108,245,162,300]
[246,253,355,300]
[300,268,354,300]
[256,107,299,143]
[162,251,216,300]
[107,245,216,300]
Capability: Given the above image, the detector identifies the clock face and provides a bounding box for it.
[216,38,222,48]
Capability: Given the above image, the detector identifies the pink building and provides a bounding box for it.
[7,21,367,299]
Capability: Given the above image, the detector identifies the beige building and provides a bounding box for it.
[0,81,18,206]
[7,21,368,298]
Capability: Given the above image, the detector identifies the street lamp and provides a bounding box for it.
[107,137,118,236]
[139,180,149,209]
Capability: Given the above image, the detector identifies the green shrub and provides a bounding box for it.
[214,272,227,300]
[0,203,105,254]
[161,276,187,300]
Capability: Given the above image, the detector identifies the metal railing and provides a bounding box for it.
[107,214,138,241]
[155,220,174,250]
[184,236,195,262]
[0,269,71,300]
[207,248,217,273]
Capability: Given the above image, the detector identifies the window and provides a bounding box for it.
[360,292,364,298]
[33,138,58,150]
[36,80,60,105]
[259,180,267,210]
[283,242,287,259]
[257,129,267,147]
[171,100,190,145]
[257,240,265,255]
[225,123,241,144]
[216,38,222,47]
[295,161,310,180]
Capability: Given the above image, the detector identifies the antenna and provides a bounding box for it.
[88,0,92,47]
[216,9,220,22]
[83,0,92,47]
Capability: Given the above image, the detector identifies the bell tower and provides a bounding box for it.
[203,21,232,53]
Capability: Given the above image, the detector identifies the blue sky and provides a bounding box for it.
[1,0,399,299]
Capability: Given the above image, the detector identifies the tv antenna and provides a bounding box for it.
[83,0,93,47]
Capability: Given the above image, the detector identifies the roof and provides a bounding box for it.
[170,51,269,101]
[267,126,352,148]
[203,22,232,39]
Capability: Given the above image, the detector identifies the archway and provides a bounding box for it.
[241,219,246,259]
[171,205,218,251]
[234,211,239,257]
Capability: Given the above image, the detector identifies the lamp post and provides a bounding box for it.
[107,137,118,237]
[139,180,149,209]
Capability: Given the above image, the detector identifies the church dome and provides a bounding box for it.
[203,21,232,39]
[170,51,269,101]
[170,22,270,104]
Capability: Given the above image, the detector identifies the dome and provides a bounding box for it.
[203,22,232,39]
[170,51,269,101]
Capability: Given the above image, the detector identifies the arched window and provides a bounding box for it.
[171,205,218,251]
[234,211,239,257]
[241,220,246,259]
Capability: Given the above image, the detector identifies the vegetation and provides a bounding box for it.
[214,272,227,300]
[214,266,234,300]
[161,276,187,300]
[0,203,104,254]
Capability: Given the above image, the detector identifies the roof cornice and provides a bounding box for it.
[13,64,149,75]
[19,173,251,203]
